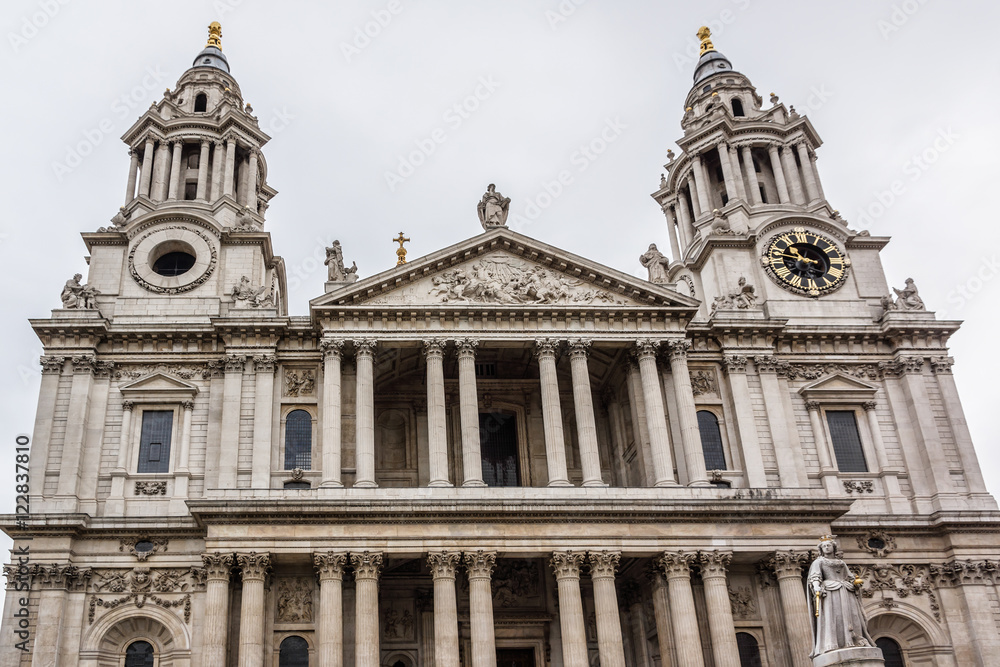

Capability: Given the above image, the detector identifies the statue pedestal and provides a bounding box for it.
[325,280,351,294]
[812,647,885,667]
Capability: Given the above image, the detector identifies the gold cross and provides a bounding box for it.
[393,232,410,266]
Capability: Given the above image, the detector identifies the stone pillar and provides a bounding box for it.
[106,399,133,514]
[152,139,171,201]
[551,552,589,667]
[625,359,656,487]
[535,339,571,486]
[658,552,705,667]
[663,204,681,261]
[352,552,383,667]
[686,176,703,219]
[218,354,245,489]
[635,341,677,486]
[767,552,812,667]
[808,148,826,200]
[568,339,605,486]
[32,575,69,667]
[168,139,184,200]
[320,339,344,487]
[428,552,462,667]
[932,357,989,494]
[795,142,820,202]
[754,356,806,487]
[767,144,791,204]
[57,355,96,503]
[668,341,709,486]
[251,354,276,488]
[354,339,377,488]
[677,190,694,249]
[425,340,452,487]
[690,154,712,214]
[589,551,626,667]
[139,136,155,197]
[779,144,806,205]
[722,355,768,487]
[125,148,140,204]
[197,139,211,200]
[211,140,224,200]
[717,142,738,203]
[699,551,739,667]
[202,552,234,667]
[805,401,839,494]
[169,399,195,512]
[464,551,498,667]
[649,569,674,667]
[223,135,237,198]
[741,145,762,205]
[622,580,652,667]
[247,148,259,212]
[729,144,748,201]
[315,552,347,667]
[237,552,271,667]
[456,339,486,487]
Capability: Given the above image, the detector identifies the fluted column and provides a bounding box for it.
[649,569,674,667]
[211,140,224,200]
[321,339,344,487]
[729,144,748,201]
[139,136,155,197]
[168,139,184,199]
[551,552,588,667]
[658,552,705,667]
[767,144,790,204]
[352,552,383,667]
[354,339,377,487]
[795,142,820,202]
[315,552,347,667]
[535,339,571,486]
[635,341,677,486]
[247,147,259,212]
[464,551,498,667]
[779,144,806,204]
[768,551,812,667]
[663,204,681,261]
[197,139,211,200]
[677,189,694,249]
[202,552,234,667]
[237,552,271,667]
[717,142,738,203]
[741,145,762,205]
[686,176,703,219]
[125,148,140,204]
[690,154,712,214]
[722,355,768,487]
[223,135,237,197]
[251,354,276,488]
[668,341,709,486]
[57,355,96,502]
[456,339,486,487]
[152,139,170,201]
[428,552,462,667]
[699,551,739,667]
[218,355,245,489]
[808,148,826,200]
[589,551,626,667]
[425,340,452,486]
[568,340,604,486]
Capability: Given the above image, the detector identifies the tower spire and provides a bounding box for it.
[206,21,222,49]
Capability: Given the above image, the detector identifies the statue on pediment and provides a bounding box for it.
[61,273,100,309]
[478,184,510,229]
[325,241,359,283]
[639,243,670,283]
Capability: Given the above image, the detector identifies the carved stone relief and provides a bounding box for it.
[690,370,718,397]
[276,577,314,623]
[89,566,203,624]
[728,585,757,619]
[134,481,167,496]
[382,601,415,641]
[284,369,315,397]
[857,530,897,559]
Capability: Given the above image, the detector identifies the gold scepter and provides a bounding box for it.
[814,588,821,617]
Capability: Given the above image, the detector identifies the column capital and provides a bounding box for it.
[550,551,585,579]
[634,339,660,360]
[224,354,246,373]
[753,355,787,375]
[566,338,592,359]
[805,400,822,412]
[533,338,560,359]
[319,338,344,360]
[353,339,378,357]
[200,137,212,147]
[39,355,66,374]
[71,354,98,375]
[588,551,621,579]
[896,355,925,374]
[121,400,136,412]
[314,551,347,581]
[214,139,224,149]
[427,551,462,579]
[668,339,692,360]
[252,353,276,373]
[423,338,448,359]
[767,551,809,579]
[657,551,697,579]
[455,338,479,358]
[722,354,748,375]
[236,552,271,582]
[181,400,195,411]
[201,552,234,581]
[862,400,878,412]
[463,550,497,579]
[931,356,955,374]
[698,550,732,579]
[351,551,383,580]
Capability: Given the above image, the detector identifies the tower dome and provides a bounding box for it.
[190,21,230,72]
[692,26,737,84]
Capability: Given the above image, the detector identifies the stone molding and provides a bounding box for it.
[634,339,660,359]
[549,551,585,580]
[71,354,98,375]
[752,355,788,375]
[588,551,621,579]
[930,356,954,374]
[861,400,878,412]
[668,339,692,360]
[252,354,276,373]
[351,551,383,580]
[844,480,875,495]
[314,552,347,582]
[119,537,168,562]
[455,338,479,359]
[4,563,93,591]
[89,566,199,624]
[856,530,896,559]
[134,481,167,496]
[224,354,246,373]
[237,552,271,582]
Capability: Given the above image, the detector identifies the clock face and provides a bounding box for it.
[762,228,850,296]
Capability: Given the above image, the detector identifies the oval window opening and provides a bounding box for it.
[153,251,196,277]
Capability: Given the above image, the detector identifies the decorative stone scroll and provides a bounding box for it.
[89,566,201,623]
[134,481,167,496]
[843,480,874,495]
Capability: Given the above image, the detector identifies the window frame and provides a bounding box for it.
[134,408,177,475]
[822,407,872,473]
[119,637,158,667]
[280,407,317,472]
[696,408,728,471]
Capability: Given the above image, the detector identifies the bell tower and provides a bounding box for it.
[652,28,890,323]
[75,22,286,322]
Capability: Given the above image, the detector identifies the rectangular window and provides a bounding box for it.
[137,410,173,474]
[826,410,868,472]
[480,412,519,487]
[475,362,497,378]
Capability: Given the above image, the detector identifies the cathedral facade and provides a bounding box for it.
[3,23,1000,667]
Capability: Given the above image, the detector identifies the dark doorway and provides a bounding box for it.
[480,412,520,487]
[496,648,536,667]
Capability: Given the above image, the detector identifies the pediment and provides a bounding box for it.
[311,228,700,310]
[798,373,878,399]
[120,372,199,398]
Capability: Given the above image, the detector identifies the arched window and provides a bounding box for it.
[697,410,726,470]
[735,633,762,667]
[284,410,312,470]
[125,640,155,667]
[279,635,309,667]
[876,637,906,667]
[194,93,208,112]
[731,98,745,116]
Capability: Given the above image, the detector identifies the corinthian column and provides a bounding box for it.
[223,135,237,198]
[125,148,140,204]
[202,552,234,667]
[425,340,452,486]
[690,154,712,214]
[568,339,605,486]
[168,139,184,199]
[321,339,344,487]
[139,136,155,197]
[699,551,739,667]
[767,144,790,204]
[550,552,588,667]
[354,339,377,487]
[668,341,708,486]
[635,340,677,486]
[535,339,571,486]
[455,339,486,486]
[197,139,211,200]
[741,144,762,205]
[588,551,626,667]
[315,552,347,667]
[658,552,705,667]
[352,552,383,667]
[428,552,462,667]
[768,551,812,667]
[464,551,498,667]
[236,552,271,667]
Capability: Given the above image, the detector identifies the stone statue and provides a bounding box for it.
[712,276,757,312]
[61,274,100,309]
[110,207,127,228]
[710,208,735,235]
[325,241,359,283]
[807,537,876,659]
[889,278,925,311]
[477,184,510,229]
[639,243,670,283]
[232,276,272,308]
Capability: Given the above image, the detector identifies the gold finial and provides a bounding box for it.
[393,232,410,266]
[206,21,223,49]
[697,26,715,55]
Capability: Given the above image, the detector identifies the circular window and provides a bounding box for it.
[867,537,886,550]
[134,540,155,554]
[153,251,196,277]
[129,224,217,294]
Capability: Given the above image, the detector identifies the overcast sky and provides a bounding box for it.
[2,0,998,547]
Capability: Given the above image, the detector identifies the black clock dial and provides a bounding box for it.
[763,228,849,296]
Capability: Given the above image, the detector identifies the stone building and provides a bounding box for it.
[3,22,1000,667]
